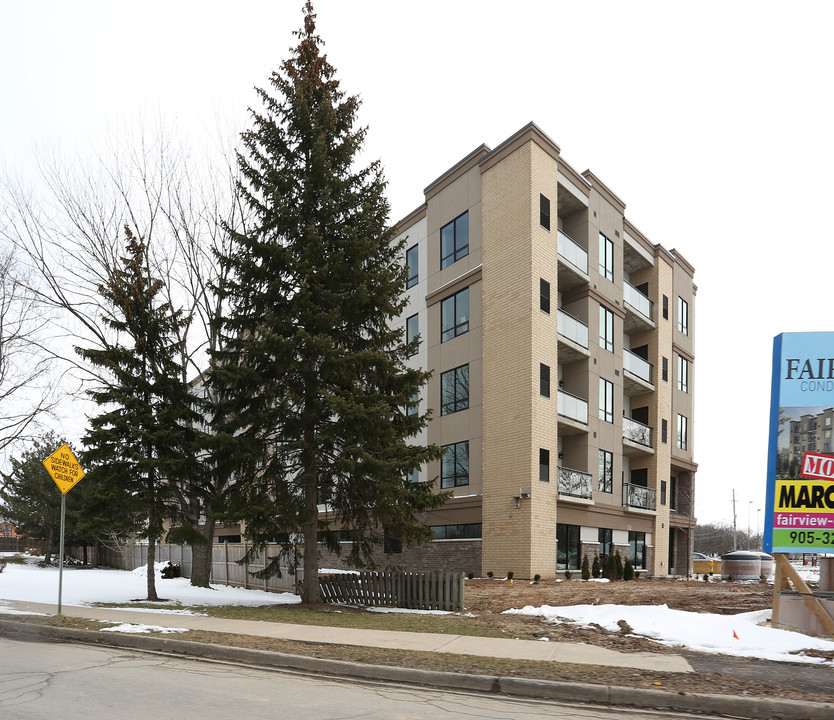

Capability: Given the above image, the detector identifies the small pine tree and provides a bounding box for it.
[592,554,601,579]
[623,557,635,581]
[615,551,624,580]
[581,555,591,580]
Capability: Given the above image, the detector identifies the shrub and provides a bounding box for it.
[703,573,709,582]
[614,551,624,580]
[506,571,514,580]
[467,572,474,580]
[634,571,641,580]
[487,571,494,579]
[533,573,541,583]
[603,554,616,581]
[161,562,181,579]
[564,570,572,580]
[581,555,591,581]
[623,557,634,581]
[592,554,601,579]
[727,574,735,583]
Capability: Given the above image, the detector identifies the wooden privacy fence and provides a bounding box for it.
[319,570,465,612]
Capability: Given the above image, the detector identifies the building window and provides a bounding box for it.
[828,417,832,427]
[677,414,688,451]
[406,314,419,356]
[599,232,614,281]
[598,449,613,493]
[557,523,581,570]
[441,441,469,488]
[662,294,669,320]
[440,288,469,342]
[670,475,677,509]
[406,244,419,289]
[677,296,689,335]
[677,355,689,393]
[440,212,469,269]
[540,194,551,230]
[540,363,550,397]
[599,378,613,423]
[539,448,550,483]
[431,523,482,540]
[662,357,668,382]
[440,364,469,415]
[406,391,419,417]
[661,480,667,505]
[540,278,550,314]
[599,528,613,561]
[628,531,647,569]
[661,418,668,443]
[408,467,419,483]
[599,305,614,352]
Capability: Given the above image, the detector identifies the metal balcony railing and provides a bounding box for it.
[623,349,652,384]
[623,282,652,321]
[557,309,589,348]
[558,466,593,499]
[558,230,588,274]
[623,483,657,510]
[558,389,588,425]
[623,416,652,447]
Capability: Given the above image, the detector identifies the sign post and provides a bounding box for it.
[765,332,834,637]
[42,444,86,614]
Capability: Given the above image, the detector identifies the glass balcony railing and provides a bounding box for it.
[558,389,588,425]
[623,416,652,447]
[623,483,657,511]
[558,230,588,274]
[558,466,593,500]
[623,349,652,384]
[557,309,589,349]
[623,282,652,321]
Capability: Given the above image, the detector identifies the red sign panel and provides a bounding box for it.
[801,452,834,481]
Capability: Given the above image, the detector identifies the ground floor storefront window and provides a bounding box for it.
[557,523,581,570]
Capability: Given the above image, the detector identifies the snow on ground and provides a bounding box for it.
[503,603,834,665]
[101,623,189,634]
[0,556,300,611]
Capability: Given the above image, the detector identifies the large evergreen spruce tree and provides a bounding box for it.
[79,226,197,600]
[211,2,444,603]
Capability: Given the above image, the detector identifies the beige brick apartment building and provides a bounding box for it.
[392,123,697,578]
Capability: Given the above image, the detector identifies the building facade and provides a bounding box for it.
[393,123,697,578]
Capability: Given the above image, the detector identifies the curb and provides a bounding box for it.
[1,618,832,720]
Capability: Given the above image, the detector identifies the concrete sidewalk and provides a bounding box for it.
[2,598,692,673]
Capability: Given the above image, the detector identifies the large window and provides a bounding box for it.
[441,212,469,269]
[677,414,688,451]
[406,244,419,289]
[441,364,469,415]
[599,305,614,352]
[406,391,419,417]
[677,296,689,335]
[598,449,613,492]
[540,278,550,314]
[599,378,614,423]
[441,441,469,488]
[557,523,581,570]
[540,194,551,230]
[539,448,550,483]
[406,314,419,356]
[628,531,647,569]
[599,232,614,281]
[431,523,482,540]
[440,288,469,342]
[677,355,689,393]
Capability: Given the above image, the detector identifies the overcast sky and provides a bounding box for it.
[2,1,833,528]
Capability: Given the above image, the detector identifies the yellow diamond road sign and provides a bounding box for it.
[43,444,86,495]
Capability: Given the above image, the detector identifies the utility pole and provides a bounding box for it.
[732,489,738,551]
[748,500,753,550]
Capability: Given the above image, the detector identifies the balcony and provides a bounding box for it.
[622,416,654,456]
[557,389,588,435]
[557,309,589,363]
[557,230,589,291]
[623,349,653,395]
[623,282,655,334]
[558,466,593,501]
[623,483,657,511]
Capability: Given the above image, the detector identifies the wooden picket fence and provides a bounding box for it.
[319,570,465,612]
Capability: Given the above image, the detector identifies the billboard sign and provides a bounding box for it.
[765,332,834,553]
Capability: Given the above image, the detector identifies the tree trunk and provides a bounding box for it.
[301,480,320,604]
[146,501,159,601]
[45,525,54,564]
[190,516,216,588]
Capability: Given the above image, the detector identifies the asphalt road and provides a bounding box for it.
[0,636,723,720]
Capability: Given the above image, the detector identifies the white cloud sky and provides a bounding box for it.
[2,1,833,525]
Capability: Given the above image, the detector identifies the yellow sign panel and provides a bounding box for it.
[42,444,86,495]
